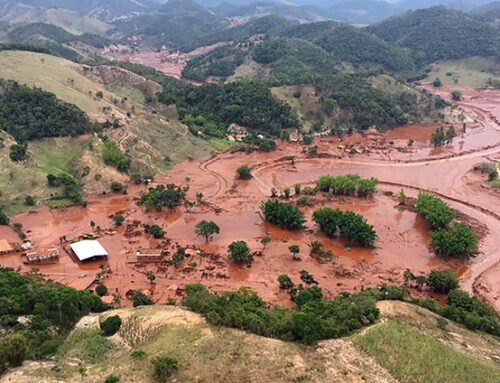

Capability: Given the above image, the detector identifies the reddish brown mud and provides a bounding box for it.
[1,85,500,311]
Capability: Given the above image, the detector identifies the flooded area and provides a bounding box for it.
[1,85,500,312]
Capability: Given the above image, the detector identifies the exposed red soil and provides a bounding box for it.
[1,85,500,312]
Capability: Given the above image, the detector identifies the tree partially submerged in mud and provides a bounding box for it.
[430,223,478,259]
[228,241,253,265]
[195,220,220,241]
[415,193,455,230]
[138,184,185,212]
[260,200,305,231]
[236,165,252,180]
[315,174,379,197]
[313,208,376,248]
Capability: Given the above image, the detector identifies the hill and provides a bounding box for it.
[0,2,110,34]
[113,0,229,52]
[367,6,500,65]
[0,50,216,214]
[2,300,500,383]
[210,1,331,23]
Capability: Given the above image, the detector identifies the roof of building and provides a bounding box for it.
[70,240,108,261]
[137,248,164,256]
[0,239,13,253]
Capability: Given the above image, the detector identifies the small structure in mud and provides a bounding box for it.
[0,239,15,255]
[136,248,165,262]
[69,240,109,262]
[23,248,60,265]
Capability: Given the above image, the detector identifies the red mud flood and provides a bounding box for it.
[2,84,500,311]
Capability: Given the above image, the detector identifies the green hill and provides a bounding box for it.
[367,6,500,65]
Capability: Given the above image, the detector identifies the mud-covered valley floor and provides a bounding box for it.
[1,85,500,312]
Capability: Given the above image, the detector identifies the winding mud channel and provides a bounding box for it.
[0,85,499,311]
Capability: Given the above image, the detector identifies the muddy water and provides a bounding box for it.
[1,85,500,310]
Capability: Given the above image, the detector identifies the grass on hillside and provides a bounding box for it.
[425,56,500,88]
[355,320,500,383]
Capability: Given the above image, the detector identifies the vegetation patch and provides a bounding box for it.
[355,320,500,383]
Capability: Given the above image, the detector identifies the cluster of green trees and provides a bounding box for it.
[183,283,379,344]
[405,268,459,293]
[315,174,379,197]
[430,125,456,147]
[367,6,500,65]
[313,74,410,131]
[46,173,85,206]
[138,184,186,212]
[102,140,131,172]
[313,208,377,248]
[0,79,90,143]
[0,267,107,373]
[260,200,305,230]
[182,45,246,81]
[474,162,499,185]
[175,80,299,137]
[415,193,477,258]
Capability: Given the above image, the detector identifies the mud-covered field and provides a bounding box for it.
[1,85,499,311]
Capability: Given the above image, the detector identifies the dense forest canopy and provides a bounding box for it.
[0,79,90,142]
[367,6,500,64]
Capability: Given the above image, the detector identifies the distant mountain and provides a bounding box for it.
[470,1,500,21]
[367,6,500,64]
[210,1,331,23]
[0,0,157,21]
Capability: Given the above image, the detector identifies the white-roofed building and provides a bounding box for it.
[69,240,109,262]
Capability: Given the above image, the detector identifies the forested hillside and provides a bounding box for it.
[0,79,90,142]
[367,6,500,64]
[113,0,228,51]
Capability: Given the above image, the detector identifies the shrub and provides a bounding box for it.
[415,193,455,230]
[151,355,178,382]
[132,291,154,307]
[313,208,376,248]
[95,284,108,297]
[104,375,120,383]
[112,214,125,226]
[100,315,122,336]
[236,165,252,180]
[426,269,459,293]
[277,274,293,289]
[144,224,164,238]
[430,223,478,258]
[9,144,27,162]
[260,200,305,230]
[0,210,9,225]
[110,182,123,192]
[0,334,27,367]
[25,195,35,206]
[228,241,253,265]
[130,349,146,358]
[102,140,130,172]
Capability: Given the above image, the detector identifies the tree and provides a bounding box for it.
[397,189,406,205]
[151,355,178,382]
[9,144,27,162]
[110,182,123,192]
[260,236,271,248]
[144,224,164,238]
[414,192,455,230]
[147,272,156,285]
[0,210,9,225]
[303,135,313,145]
[24,195,35,206]
[112,214,124,226]
[100,315,122,336]
[450,90,462,101]
[283,187,291,199]
[430,223,478,258]
[295,286,323,307]
[313,208,376,248]
[260,200,305,231]
[277,274,293,289]
[426,269,458,293]
[294,184,301,195]
[289,245,300,260]
[195,220,220,241]
[236,165,252,180]
[95,284,108,297]
[0,334,27,367]
[132,290,154,307]
[228,241,253,265]
[432,77,442,87]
